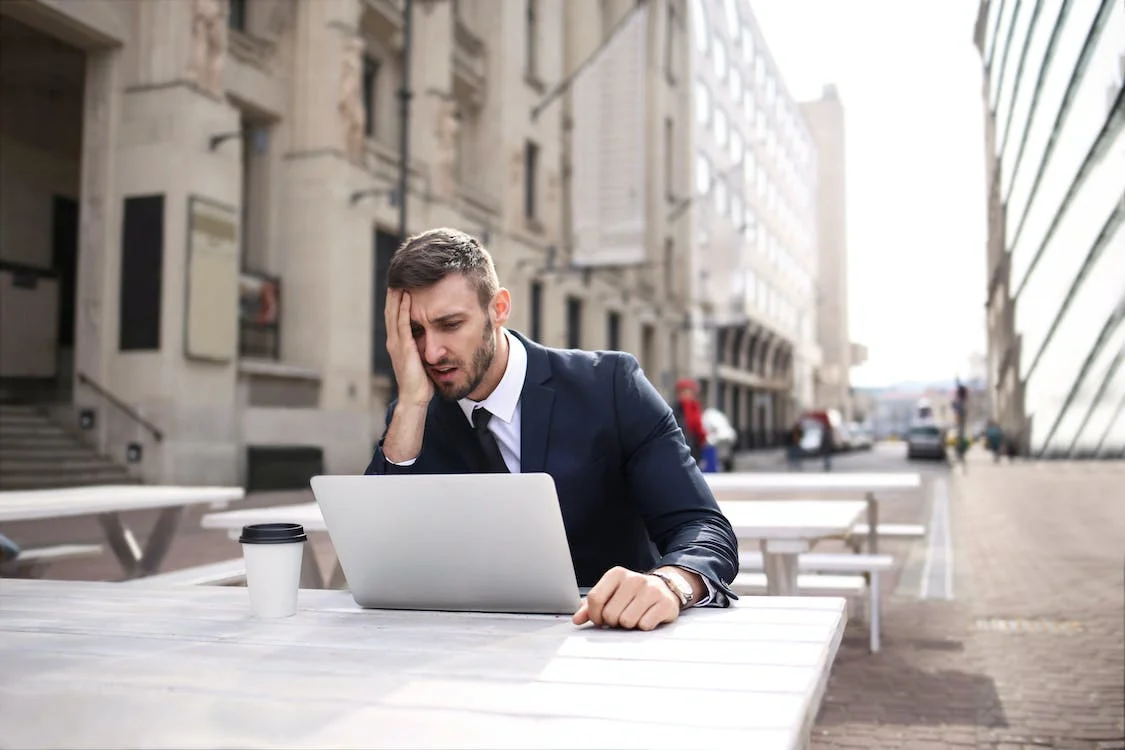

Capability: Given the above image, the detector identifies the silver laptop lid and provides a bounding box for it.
[311,473,581,615]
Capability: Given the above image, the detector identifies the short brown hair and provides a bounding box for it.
[386,228,500,309]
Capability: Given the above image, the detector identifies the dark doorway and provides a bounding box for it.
[372,228,401,378]
[51,195,79,398]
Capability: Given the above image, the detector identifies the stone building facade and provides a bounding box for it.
[0,0,694,486]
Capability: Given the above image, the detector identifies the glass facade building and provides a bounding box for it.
[976,0,1124,458]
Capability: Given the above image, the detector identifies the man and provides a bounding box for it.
[366,228,739,632]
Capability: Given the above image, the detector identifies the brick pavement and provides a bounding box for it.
[812,455,1125,750]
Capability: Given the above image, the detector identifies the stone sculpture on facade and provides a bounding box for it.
[188,0,227,95]
[339,37,366,162]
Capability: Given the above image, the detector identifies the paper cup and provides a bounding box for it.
[239,523,308,619]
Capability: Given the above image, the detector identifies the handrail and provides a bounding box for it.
[76,371,164,442]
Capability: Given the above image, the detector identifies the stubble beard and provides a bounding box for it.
[433,320,496,402]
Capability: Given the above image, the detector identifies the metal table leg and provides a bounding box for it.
[98,506,185,579]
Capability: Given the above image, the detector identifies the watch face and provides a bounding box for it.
[666,572,692,604]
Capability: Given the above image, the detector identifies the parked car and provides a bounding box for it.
[848,422,874,450]
[800,409,846,452]
[702,408,737,472]
[906,423,947,460]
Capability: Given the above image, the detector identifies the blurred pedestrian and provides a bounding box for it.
[672,378,708,466]
[820,424,834,472]
[786,421,804,471]
[985,420,1004,463]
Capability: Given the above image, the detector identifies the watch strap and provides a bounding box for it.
[649,570,692,610]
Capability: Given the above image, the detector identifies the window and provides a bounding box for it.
[729,67,742,103]
[714,175,729,216]
[731,193,744,229]
[690,0,709,52]
[606,311,621,351]
[566,296,583,349]
[372,229,400,375]
[526,0,539,79]
[524,140,539,219]
[695,153,712,194]
[228,0,247,32]
[694,81,711,125]
[729,128,743,164]
[741,26,754,64]
[529,280,543,341]
[362,55,379,137]
[713,38,727,79]
[664,116,675,199]
[723,0,740,34]
[119,195,165,351]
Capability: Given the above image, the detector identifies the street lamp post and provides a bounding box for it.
[396,0,414,243]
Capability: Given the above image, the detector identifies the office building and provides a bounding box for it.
[800,85,865,422]
[687,0,821,447]
[974,0,1124,457]
[0,0,694,487]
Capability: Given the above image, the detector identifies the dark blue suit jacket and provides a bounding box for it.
[365,330,739,601]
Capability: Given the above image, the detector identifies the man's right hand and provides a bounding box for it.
[380,289,432,465]
[385,288,432,407]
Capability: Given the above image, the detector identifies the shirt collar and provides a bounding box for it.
[458,328,526,425]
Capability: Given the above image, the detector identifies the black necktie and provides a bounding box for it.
[472,408,510,473]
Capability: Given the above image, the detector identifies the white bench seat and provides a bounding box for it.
[849,522,926,543]
[738,550,894,574]
[0,543,104,578]
[733,572,866,596]
[123,558,246,588]
[736,550,894,654]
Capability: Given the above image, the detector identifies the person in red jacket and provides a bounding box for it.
[672,378,708,464]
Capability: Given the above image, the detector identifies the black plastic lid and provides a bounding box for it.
[238,522,307,544]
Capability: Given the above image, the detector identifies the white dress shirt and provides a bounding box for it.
[387,328,715,605]
[456,328,525,474]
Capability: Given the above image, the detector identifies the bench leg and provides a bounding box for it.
[868,572,881,654]
[865,492,879,554]
[761,540,806,596]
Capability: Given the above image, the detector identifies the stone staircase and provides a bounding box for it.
[0,404,137,490]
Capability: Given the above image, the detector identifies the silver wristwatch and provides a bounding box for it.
[649,569,694,610]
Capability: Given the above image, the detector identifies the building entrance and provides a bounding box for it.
[0,15,85,404]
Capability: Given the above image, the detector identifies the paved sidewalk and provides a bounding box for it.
[812,454,1125,749]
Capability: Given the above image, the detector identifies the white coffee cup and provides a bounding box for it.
[238,522,307,619]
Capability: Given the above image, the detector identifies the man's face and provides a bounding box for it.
[406,274,510,401]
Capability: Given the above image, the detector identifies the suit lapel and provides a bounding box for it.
[514,331,554,474]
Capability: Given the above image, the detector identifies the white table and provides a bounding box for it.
[204,499,866,597]
[705,472,922,553]
[719,500,868,596]
[0,579,847,750]
[1,485,243,578]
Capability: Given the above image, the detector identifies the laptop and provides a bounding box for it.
[310,473,582,615]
